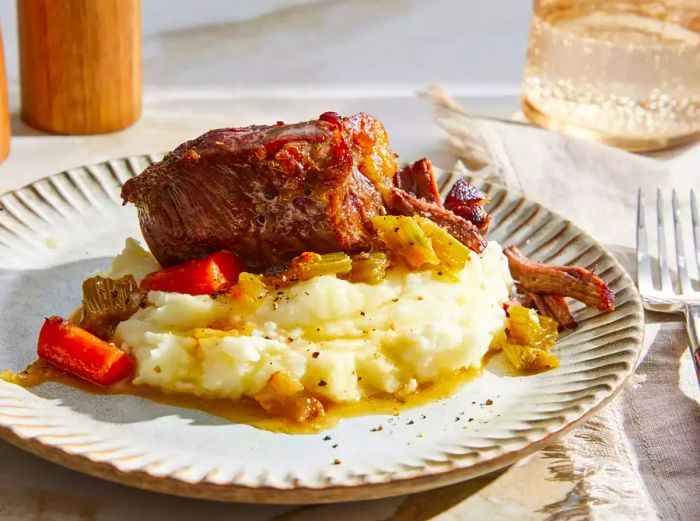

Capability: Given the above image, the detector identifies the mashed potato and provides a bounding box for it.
[112,240,512,404]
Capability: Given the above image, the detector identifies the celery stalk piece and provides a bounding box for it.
[414,216,470,274]
[229,272,269,315]
[371,215,439,269]
[349,252,389,284]
[296,252,353,280]
[502,341,560,372]
[81,275,142,340]
[498,305,560,373]
[507,306,558,349]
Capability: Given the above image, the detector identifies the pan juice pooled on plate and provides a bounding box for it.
[9,112,615,430]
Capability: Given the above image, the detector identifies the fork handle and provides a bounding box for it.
[686,305,700,388]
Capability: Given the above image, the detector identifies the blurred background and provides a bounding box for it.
[0,0,534,193]
[0,0,530,93]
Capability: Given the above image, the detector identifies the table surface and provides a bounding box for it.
[0,1,698,519]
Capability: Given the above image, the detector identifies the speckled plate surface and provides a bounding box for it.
[0,155,643,504]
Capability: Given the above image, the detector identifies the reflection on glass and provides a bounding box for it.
[523,0,700,151]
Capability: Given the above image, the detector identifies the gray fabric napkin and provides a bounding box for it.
[623,313,700,520]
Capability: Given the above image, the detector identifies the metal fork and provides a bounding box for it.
[636,189,700,386]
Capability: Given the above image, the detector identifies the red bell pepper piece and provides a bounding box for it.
[140,251,243,295]
[38,317,134,386]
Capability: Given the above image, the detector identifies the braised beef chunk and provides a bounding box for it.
[444,179,491,235]
[529,293,578,330]
[121,113,396,269]
[393,158,442,205]
[388,187,487,253]
[505,246,615,312]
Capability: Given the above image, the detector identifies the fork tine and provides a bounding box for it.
[672,189,693,294]
[692,189,699,281]
[637,189,654,293]
[657,189,674,292]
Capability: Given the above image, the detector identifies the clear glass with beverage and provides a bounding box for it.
[522,0,700,152]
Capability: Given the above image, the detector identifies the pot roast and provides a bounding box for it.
[121,112,487,269]
[121,113,398,269]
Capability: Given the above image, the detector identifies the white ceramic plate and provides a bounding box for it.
[0,155,643,503]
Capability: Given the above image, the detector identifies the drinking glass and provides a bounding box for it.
[522,0,700,152]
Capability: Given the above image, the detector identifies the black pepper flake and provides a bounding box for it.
[485,399,493,406]
[437,271,444,276]
[455,417,460,422]
[323,435,331,441]
[392,298,399,303]
[358,376,363,381]
[316,327,321,332]
[370,425,383,432]
[407,420,414,425]
[333,458,342,465]
[420,414,426,419]
[360,311,366,316]
[332,444,338,448]
[312,352,320,358]
[318,380,327,387]
[468,418,474,422]
[393,227,399,232]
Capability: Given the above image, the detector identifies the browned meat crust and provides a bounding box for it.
[444,179,491,235]
[121,113,395,269]
[338,112,398,197]
[529,293,578,330]
[393,158,442,205]
[505,246,615,312]
[388,187,487,253]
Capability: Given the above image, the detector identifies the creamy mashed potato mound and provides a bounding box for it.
[112,240,512,404]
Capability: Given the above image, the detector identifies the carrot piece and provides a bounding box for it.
[37,316,134,386]
[140,251,243,295]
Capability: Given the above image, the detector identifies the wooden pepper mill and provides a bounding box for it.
[0,26,10,161]
[18,0,142,135]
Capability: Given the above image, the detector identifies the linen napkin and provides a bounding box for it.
[421,85,700,521]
